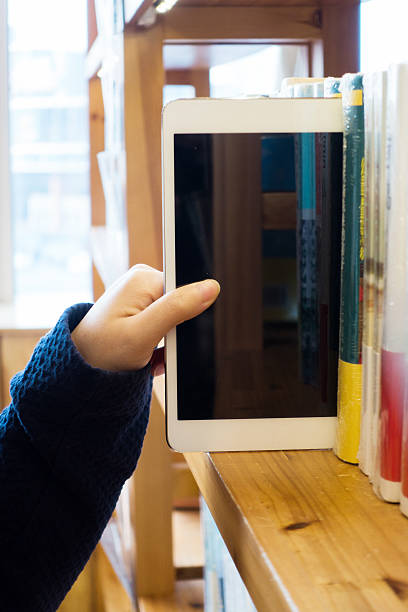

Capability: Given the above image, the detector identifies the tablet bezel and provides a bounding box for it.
[162,97,343,452]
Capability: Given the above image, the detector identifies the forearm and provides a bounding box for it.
[0,304,152,611]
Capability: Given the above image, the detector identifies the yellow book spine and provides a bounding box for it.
[336,359,362,463]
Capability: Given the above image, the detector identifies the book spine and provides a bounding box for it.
[359,72,376,476]
[324,77,342,99]
[293,83,319,386]
[280,77,324,97]
[380,64,408,502]
[335,73,365,464]
[324,78,343,414]
[400,359,408,515]
[401,74,408,516]
[380,349,405,501]
[371,70,387,497]
[201,498,225,611]
[317,129,328,403]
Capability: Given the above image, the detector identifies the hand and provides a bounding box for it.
[71,264,220,375]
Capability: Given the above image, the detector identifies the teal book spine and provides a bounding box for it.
[336,73,365,464]
[294,83,318,385]
[339,73,365,365]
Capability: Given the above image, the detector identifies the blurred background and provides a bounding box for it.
[2,0,408,326]
[1,1,408,611]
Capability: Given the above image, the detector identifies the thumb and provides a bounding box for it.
[133,279,220,350]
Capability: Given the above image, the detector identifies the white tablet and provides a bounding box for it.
[162,97,343,452]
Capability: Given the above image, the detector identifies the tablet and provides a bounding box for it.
[162,97,343,452]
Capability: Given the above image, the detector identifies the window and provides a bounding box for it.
[5,0,92,323]
[163,43,309,103]
[210,44,308,98]
[360,0,408,71]
[0,0,12,304]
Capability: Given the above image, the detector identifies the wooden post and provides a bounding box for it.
[89,76,106,300]
[124,25,164,271]
[122,22,174,598]
[165,68,210,98]
[321,3,360,76]
[129,386,174,596]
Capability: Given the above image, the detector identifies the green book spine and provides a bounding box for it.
[339,73,365,365]
[336,73,365,464]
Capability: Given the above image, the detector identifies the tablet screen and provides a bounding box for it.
[174,132,342,420]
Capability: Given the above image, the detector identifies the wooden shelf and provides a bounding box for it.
[173,509,204,580]
[184,448,408,612]
[139,580,204,612]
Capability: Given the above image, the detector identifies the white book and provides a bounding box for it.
[379,63,408,503]
[359,72,376,477]
[371,70,387,497]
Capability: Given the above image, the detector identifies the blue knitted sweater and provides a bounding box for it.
[0,303,153,611]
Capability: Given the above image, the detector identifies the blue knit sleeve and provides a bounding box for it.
[0,303,153,612]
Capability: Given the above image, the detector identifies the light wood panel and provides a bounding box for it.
[124,27,164,271]
[139,579,204,612]
[166,68,210,97]
[125,0,359,30]
[185,449,408,612]
[94,544,136,612]
[61,540,137,612]
[173,509,204,579]
[162,6,321,42]
[58,554,97,612]
[172,462,200,507]
[89,77,105,228]
[0,331,46,408]
[129,386,175,596]
[89,75,106,299]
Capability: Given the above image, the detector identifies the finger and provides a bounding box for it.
[131,279,220,351]
[112,265,165,312]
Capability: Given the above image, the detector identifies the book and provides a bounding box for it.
[359,72,376,476]
[289,79,342,413]
[201,498,257,611]
[261,133,297,325]
[293,82,319,386]
[324,77,342,98]
[401,349,408,514]
[323,78,343,412]
[370,71,388,495]
[379,64,408,502]
[280,77,324,98]
[335,73,365,464]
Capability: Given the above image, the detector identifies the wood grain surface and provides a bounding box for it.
[185,449,408,611]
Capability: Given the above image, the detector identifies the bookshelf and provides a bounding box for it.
[87,0,361,607]
[184,441,408,611]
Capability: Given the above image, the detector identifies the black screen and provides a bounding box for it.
[174,132,343,420]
